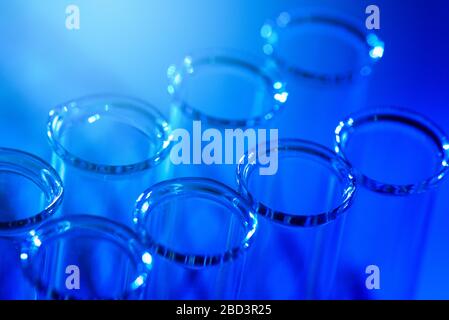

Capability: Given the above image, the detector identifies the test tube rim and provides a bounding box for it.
[334,106,449,195]
[0,147,63,235]
[236,138,356,227]
[261,9,383,84]
[20,214,152,300]
[134,177,258,269]
[47,94,173,175]
[167,48,288,128]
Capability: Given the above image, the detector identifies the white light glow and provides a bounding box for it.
[370,46,384,59]
[273,81,282,90]
[32,236,42,248]
[142,252,152,265]
[87,114,100,124]
[274,92,288,103]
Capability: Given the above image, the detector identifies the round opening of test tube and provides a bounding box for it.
[167,49,288,127]
[0,148,63,235]
[47,95,172,175]
[260,10,384,84]
[133,178,257,268]
[335,107,449,195]
[237,139,356,227]
[20,215,153,300]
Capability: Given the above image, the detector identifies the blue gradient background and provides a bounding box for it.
[0,0,448,298]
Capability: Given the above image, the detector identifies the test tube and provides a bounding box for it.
[47,95,172,226]
[236,139,356,299]
[260,10,384,146]
[165,49,288,186]
[133,177,257,299]
[20,215,152,300]
[0,148,63,299]
[334,107,449,299]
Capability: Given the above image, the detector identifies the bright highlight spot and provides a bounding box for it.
[184,56,192,66]
[274,92,288,103]
[132,275,145,289]
[32,236,42,248]
[273,81,282,90]
[141,201,150,214]
[20,253,28,260]
[87,114,100,124]
[142,252,152,265]
[335,122,344,135]
[370,46,384,59]
[173,74,182,85]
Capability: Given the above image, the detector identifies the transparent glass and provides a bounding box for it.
[134,178,257,299]
[261,10,384,147]
[334,107,449,299]
[47,95,172,227]
[0,148,63,299]
[20,215,152,300]
[165,49,288,186]
[236,139,356,299]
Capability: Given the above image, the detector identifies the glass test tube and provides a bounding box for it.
[165,49,288,187]
[334,107,449,299]
[47,95,172,227]
[133,178,257,299]
[0,148,63,299]
[261,10,384,147]
[236,139,356,299]
[20,215,152,300]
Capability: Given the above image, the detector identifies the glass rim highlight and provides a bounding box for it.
[47,94,172,175]
[335,107,449,195]
[20,214,153,300]
[261,9,384,84]
[237,139,356,227]
[0,147,63,234]
[134,177,258,268]
[167,48,288,127]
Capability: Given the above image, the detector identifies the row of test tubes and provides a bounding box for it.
[1,10,448,300]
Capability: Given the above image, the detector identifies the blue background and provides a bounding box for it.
[0,0,448,298]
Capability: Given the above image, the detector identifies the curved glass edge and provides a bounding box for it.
[20,215,152,300]
[134,177,258,268]
[260,10,384,84]
[166,48,289,127]
[0,148,63,235]
[47,94,173,175]
[236,138,356,227]
[335,107,449,195]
